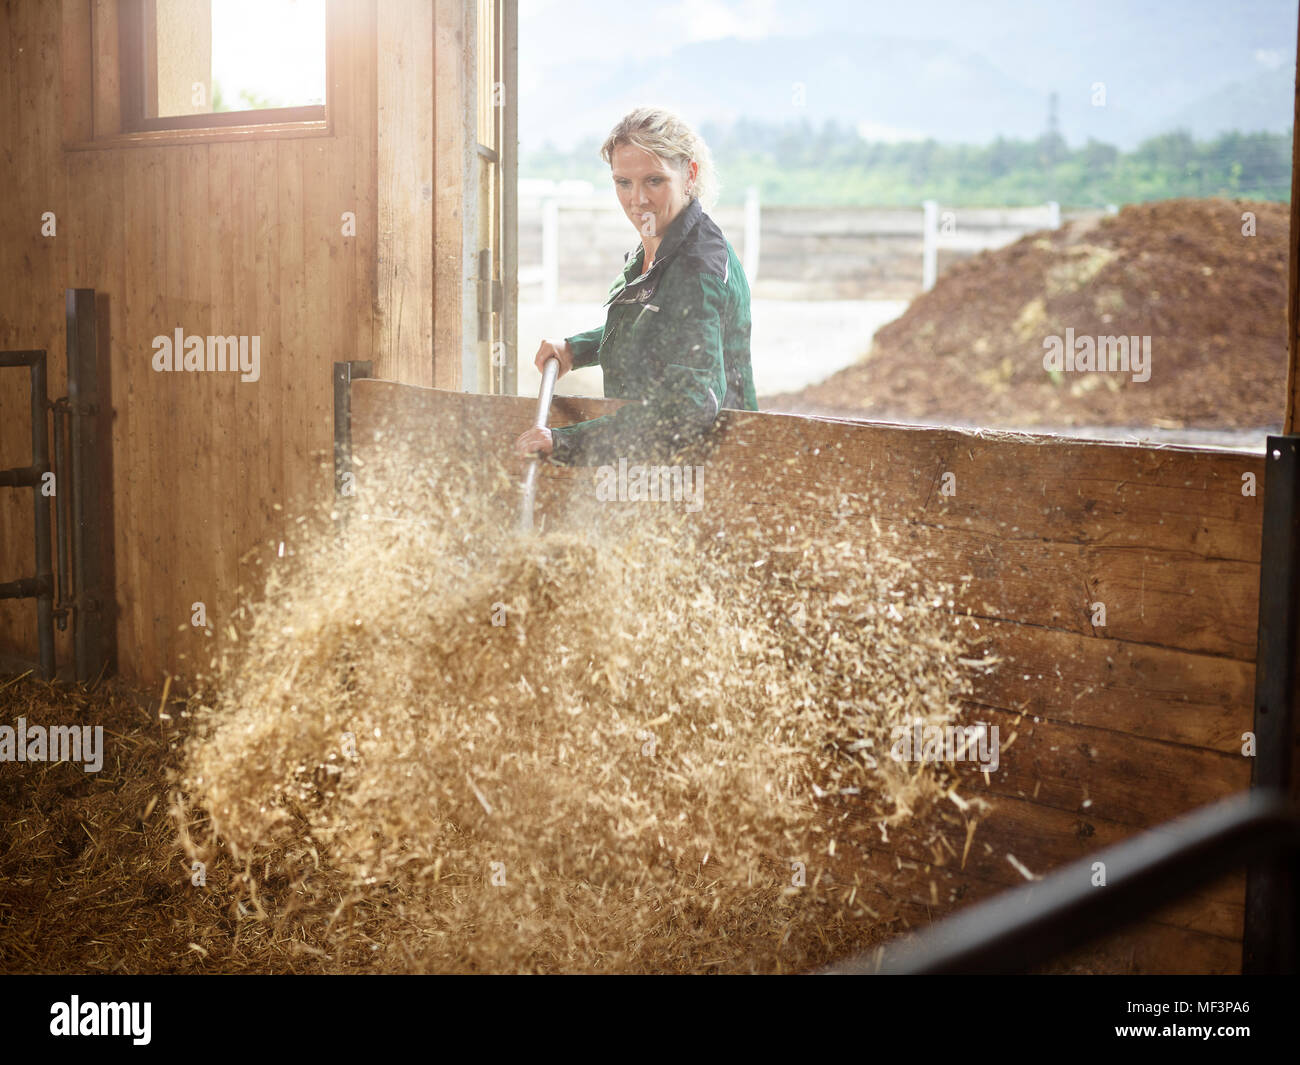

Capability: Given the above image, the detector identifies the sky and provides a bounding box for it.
[210,0,325,109]
[518,0,1298,151]
[186,0,1296,148]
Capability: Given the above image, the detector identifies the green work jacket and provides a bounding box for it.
[549,197,757,467]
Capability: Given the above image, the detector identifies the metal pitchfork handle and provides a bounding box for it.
[519,356,560,532]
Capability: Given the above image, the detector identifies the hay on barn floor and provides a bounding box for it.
[1,437,990,973]
[167,439,988,973]
[0,671,348,973]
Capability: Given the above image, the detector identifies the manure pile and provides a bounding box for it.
[772,197,1288,429]
[3,442,986,973]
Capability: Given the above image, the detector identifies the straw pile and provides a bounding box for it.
[3,440,987,973]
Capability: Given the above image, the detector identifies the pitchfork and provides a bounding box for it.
[518,356,560,533]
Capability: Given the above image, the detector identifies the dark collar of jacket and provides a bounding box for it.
[608,197,705,301]
[645,195,703,268]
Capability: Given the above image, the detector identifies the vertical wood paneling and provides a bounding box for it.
[60,0,93,144]
[204,140,237,674]
[433,0,468,390]
[353,0,378,368]
[277,138,308,516]
[328,3,357,383]
[90,0,120,135]
[228,139,264,605]
[0,0,380,685]
[303,137,335,506]
[377,0,434,388]
[183,140,214,678]
[157,145,183,673]
[249,139,285,578]
[119,148,165,676]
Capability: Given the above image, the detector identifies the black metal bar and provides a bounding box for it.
[1244,434,1300,973]
[0,577,53,600]
[29,352,54,679]
[0,350,53,676]
[822,791,1300,975]
[0,466,41,487]
[51,401,71,631]
[66,289,114,683]
[0,350,45,368]
[333,360,373,501]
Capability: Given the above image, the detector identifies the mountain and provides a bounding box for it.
[518,0,1297,151]
[1159,63,1298,139]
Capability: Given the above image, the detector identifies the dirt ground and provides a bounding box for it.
[768,198,1289,432]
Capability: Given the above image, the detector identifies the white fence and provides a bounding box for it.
[520,180,1093,304]
[921,199,1060,291]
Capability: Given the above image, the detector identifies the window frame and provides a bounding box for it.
[63,0,334,150]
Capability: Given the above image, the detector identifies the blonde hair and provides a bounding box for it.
[601,107,719,210]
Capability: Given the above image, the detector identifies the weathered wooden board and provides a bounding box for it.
[821,836,1245,952]
[872,795,1248,941]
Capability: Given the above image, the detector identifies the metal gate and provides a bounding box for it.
[0,289,115,682]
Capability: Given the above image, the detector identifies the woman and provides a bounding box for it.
[513,107,756,468]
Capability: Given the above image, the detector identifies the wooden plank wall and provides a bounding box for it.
[376,0,434,389]
[434,0,474,391]
[0,0,381,682]
[349,380,1265,973]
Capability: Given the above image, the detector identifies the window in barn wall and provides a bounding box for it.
[119,0,327,133]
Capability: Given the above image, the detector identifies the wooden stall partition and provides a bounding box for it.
[348,379,1264,972]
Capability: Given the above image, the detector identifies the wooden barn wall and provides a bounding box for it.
[349,380,1266,974]
[0,0,466,683]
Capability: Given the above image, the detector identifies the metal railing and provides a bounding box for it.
[823,791,1300,974]
[0,289,116,683]
[0,350,55,678]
